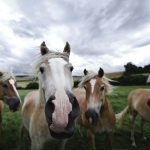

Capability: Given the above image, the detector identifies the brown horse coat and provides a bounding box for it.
[74,68,115,150]
[74,89,115,133]
[116,88,150,146]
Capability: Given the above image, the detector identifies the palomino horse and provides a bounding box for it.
[0,71,20,129]
[22,42,80,150]
[74,68,116,150]
[116,88,150,146]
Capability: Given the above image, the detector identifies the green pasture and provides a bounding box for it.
[0,86,150,150]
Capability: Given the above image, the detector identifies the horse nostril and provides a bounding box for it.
[16,100,20,107]
[85,109,99,125]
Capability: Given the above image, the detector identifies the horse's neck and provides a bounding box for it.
[36,87,46,107]
[102,96,109,112]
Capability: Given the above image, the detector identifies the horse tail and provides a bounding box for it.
[115,106,129,123]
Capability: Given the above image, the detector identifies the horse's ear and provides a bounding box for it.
[98,68,104,78]
[0,72,3,77]
[40,41,49,55]
[84,69,88,76]
[63,42,70,55]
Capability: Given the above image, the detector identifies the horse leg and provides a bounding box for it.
[20,125,31,150]
[87,130,96,150]
[130,111,137,146]
[31,138,44,150]
[140,117,147,140]
[106,132,113,150]
[59,139,67,150]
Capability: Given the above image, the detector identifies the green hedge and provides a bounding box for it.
[111,74,148,86]
[26,82,39,89]
[25,81,80,89]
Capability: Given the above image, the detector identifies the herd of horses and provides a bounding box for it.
[0,42,150,150]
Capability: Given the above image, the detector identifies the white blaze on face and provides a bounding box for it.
[90,79,96,93]
[49,58,72,90]
[9,79,21,103]
[87,100,102,114]
[45,58,73,131]
[51,89,72,132]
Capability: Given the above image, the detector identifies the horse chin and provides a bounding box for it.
[49,127,74,139]
[9,107,18,112]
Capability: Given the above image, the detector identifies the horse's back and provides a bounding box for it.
[22,91,38,130]
[128,88,150,120]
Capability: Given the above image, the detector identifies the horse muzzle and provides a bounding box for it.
[4,96,20,112]
[85,109,99,125]
[45,92,80,139]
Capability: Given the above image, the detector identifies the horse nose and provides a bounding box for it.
[85,109,99,125]
[45,95,55,126]
[10,98,20,112]
[66,91,80,121]
[14,99,20,108]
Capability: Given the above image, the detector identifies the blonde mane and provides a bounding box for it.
[0,71,16,83]
[33,51,69,75]
[79,71,113,94]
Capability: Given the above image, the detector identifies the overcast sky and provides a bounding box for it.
[0,0,150,75]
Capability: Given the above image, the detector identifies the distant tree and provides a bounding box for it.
[144,64,150,73]
[26,82,39,89]
[124,62,138,75]
[137,67,143,73]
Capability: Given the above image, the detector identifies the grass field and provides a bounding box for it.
[0,86,150,150]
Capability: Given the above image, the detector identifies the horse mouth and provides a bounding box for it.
[49,127,74,139]
[4,96,20,112]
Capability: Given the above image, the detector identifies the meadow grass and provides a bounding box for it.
[0,86,150,150]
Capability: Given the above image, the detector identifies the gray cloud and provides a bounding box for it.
[0,0,150,75]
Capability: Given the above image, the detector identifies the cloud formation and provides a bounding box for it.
[0,0,150,75]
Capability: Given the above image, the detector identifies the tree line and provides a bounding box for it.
[124,62,150,75]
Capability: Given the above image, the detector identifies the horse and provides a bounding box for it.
[73,68,116,150]
[21,41,80,150]
[0,71,21,129]
[116,88,150,146]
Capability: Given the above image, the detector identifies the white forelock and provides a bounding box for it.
[33,51,69,75]
[0,71,16,82]
[78,71,113,95]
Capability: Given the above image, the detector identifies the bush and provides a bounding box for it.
[26,82,39,89]
[111,75,148,86]
[16,86,24,90]
[74,80,80,88]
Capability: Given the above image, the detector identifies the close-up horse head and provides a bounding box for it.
[35,41,80,139]
[0,71,20,112]
[79,68,111,125]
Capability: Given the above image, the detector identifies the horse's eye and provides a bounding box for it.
[40,67,44,73]
[100,86,105,91]
[2,83,8,88]
[70,66,74,72]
